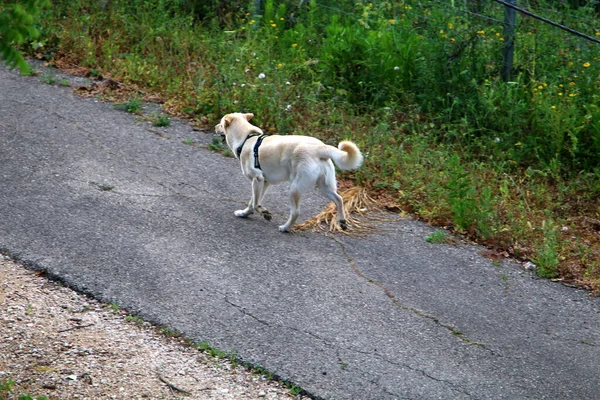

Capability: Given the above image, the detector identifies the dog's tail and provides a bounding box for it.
[325,141,364,171]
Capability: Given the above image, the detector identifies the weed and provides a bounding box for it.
[0,378,14,397]
[183,138,194,146]
[289,385,303,396]
[0,378,48,400]
[59,78,70,86]
[40,72,56,85]
[151,113,171,127]
[425,231,447,244]
[208,136,223,151]
[250,364,275,381]
[195,341,230,359]
[444,154,494,239]
[124,315,145,327]
[533,219,560,279]
[109,302,120,313]
[159,327,180,337]
[114,97,142,114]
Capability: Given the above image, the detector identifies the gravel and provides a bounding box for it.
[0,257,304,400]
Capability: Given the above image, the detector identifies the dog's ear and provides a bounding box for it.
[243,113,254,121]
[223,115,234,127]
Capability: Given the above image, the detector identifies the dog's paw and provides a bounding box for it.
[262,210,272,221]
[278,225,290,233]
[339,220,348,230]
[235,209,250,218]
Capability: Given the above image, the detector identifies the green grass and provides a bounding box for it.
[425,231,448,244]
[114,97,142,114]
[0,378,48,400]
[151,113,170,127]
[32,0,600,291]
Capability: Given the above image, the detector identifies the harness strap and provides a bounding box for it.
[252,134,268,170]
[235,132,268,170]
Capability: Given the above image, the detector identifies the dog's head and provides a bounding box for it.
[215,112,255,152]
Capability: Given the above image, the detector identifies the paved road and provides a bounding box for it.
[1,66,599,400]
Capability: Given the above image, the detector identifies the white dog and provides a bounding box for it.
[215,112,363,232]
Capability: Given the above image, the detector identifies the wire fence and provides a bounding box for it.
[304,0,600,81]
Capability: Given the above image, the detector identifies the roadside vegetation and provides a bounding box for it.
[4,0,600,291]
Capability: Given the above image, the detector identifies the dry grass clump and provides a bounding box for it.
[295,186,392,234]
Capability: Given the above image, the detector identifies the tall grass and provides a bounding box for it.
[34,0,600,289]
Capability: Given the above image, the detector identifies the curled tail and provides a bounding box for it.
[327,140,364,170]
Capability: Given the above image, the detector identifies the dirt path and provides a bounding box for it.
[0,257,302,400]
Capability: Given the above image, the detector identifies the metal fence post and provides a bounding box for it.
[502,0,516,81]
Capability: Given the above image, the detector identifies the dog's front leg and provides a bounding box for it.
[234,176,264,218]
[256,181,272,220]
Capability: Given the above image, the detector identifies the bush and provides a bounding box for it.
[0,0,50,73]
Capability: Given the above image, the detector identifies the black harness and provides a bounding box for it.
[236,132,268,170]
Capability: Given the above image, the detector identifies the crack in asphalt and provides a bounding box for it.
[223,297,271,327]
[328,235,500,357]
[223,294,475,398]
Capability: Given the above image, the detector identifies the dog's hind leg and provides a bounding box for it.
[319,168,347,230]
[279,189,301,232]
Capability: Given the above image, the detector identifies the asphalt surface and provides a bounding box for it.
[1,65,599,400]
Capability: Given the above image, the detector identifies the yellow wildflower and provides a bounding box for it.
[583,62,591,68]
[292,43,298,48]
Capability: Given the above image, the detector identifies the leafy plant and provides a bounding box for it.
[124,315,145,327]
[195,341,230,359]
[0,379,48,400]
[0,0,50,74]
[39,72,56,85]
[151,113,170,127]
[533,219,560,279]
[425,231,447,244]
[114,97,142,114]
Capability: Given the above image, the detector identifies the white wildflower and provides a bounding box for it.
[258,73,266,79]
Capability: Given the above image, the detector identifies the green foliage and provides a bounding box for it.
[444,153,494,239]
[195,341,231,359]
[0,378,15,399]
[114,97,142,114]
[0,378,48,400]
[0,0,50,74]
[151,113,171,127]
[425,231,448,244]
[124,315,145,326]
[533,219,560,279]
